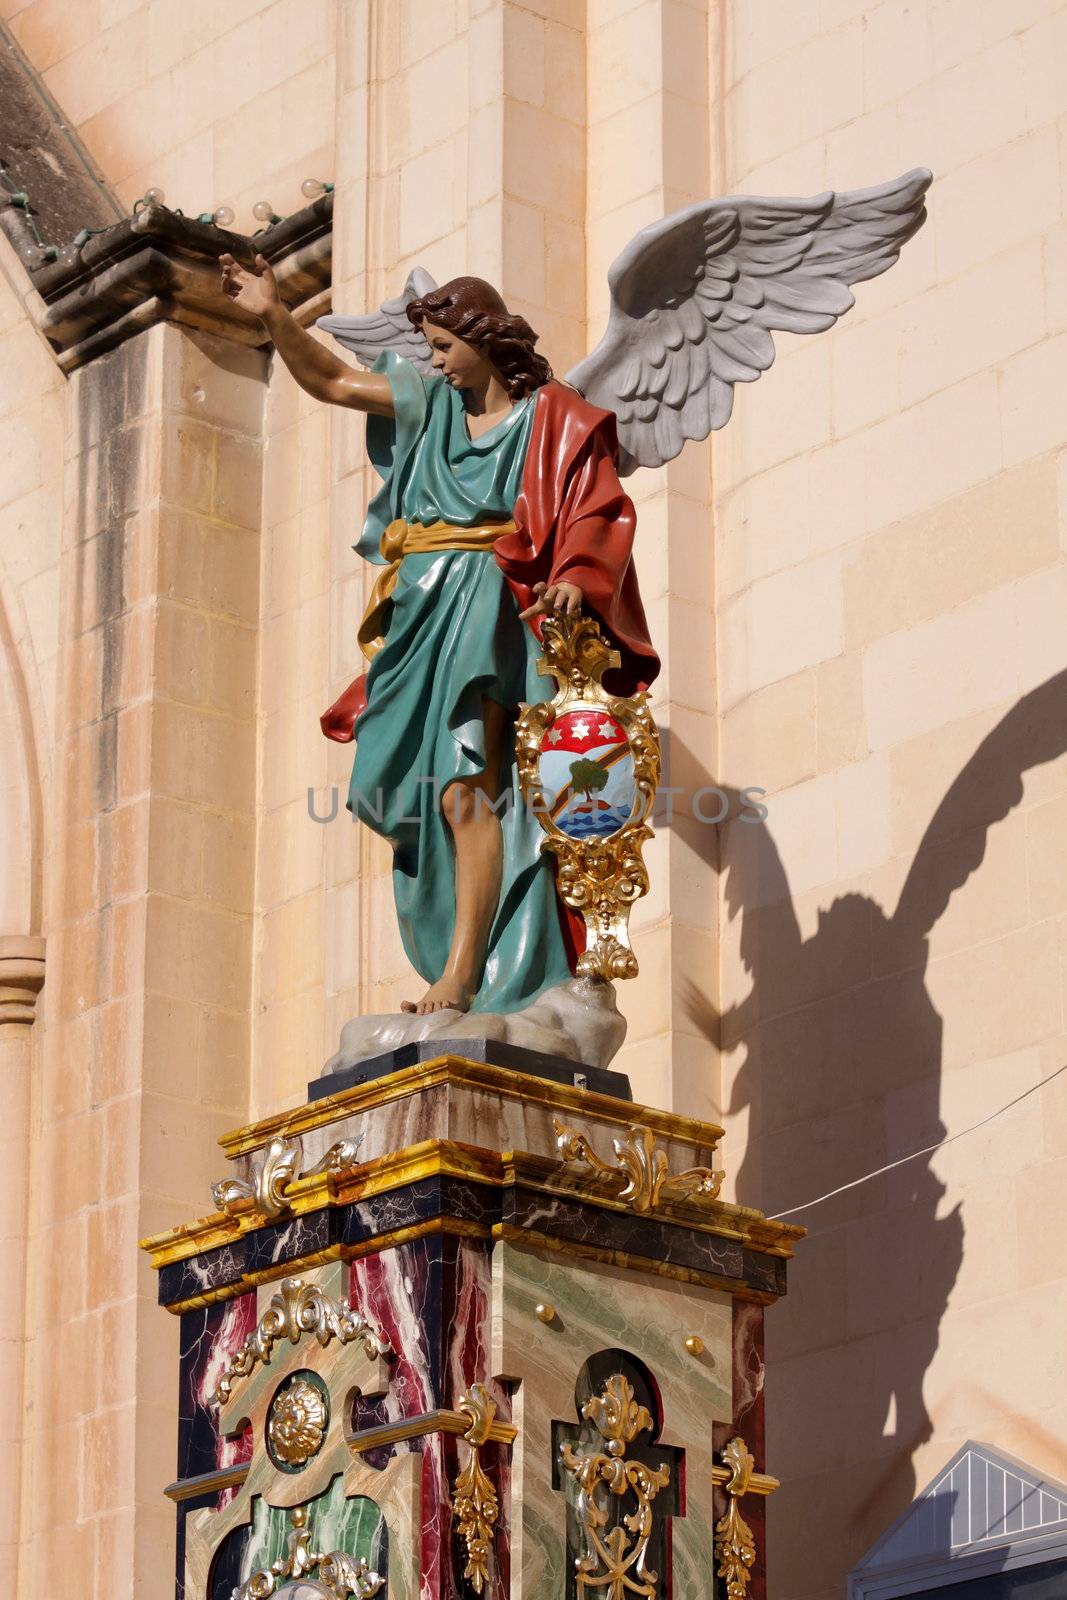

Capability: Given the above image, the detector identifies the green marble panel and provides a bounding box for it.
[492,1239,732,1598]
[236,1474,386,1588]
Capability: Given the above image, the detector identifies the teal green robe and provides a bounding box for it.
[349,354,573,1012]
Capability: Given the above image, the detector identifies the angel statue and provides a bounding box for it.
[219,167,930,1026]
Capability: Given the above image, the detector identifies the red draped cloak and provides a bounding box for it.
[321,380,659,743]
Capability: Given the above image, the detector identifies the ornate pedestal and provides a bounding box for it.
[142,1056,802,1599]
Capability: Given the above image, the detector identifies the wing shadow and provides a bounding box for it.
[664,668,1067,1587]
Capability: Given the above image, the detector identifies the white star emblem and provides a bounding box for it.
[571,718,591,741]
[597,719,618,739]
[546,727,563,745]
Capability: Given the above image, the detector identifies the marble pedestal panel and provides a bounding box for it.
[143,1055,802,1598]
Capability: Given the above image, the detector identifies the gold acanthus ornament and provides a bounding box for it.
[515,612,660,983]
[231,1505,384,1600]
[552,1118,725,1213]
[559,1373,670,1600]
[212,1136,363,1219]
[452,1384,502,1596]
[714,1436,758,1598]
[212,1277,389,1407]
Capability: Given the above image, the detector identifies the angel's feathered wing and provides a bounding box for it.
[568,168,932,474]
[316,267,439,372]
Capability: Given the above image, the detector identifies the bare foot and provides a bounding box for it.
[400,977,475,1017]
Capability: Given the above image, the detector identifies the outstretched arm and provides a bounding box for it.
[219,253,394,416]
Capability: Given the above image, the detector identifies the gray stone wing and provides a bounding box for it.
[315,266,438,371]
[567,169,932,475]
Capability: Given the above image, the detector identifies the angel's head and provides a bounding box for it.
[406,276,552,400]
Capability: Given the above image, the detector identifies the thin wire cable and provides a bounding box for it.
[768,1059,1067,1222]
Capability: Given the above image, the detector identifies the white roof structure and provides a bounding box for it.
[848,1441,1067,1597]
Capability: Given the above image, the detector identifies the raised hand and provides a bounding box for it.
[518,580,583,621]
[219,252,281,320]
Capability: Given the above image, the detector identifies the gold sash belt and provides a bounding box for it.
[358,517,516,659]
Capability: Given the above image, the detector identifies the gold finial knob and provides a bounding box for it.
[683,1334,704,1357]
[535,1301,556,1325]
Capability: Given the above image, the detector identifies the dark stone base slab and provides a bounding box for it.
[308,1037,632,1103]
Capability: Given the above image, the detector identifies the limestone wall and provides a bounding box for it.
[12,321,265,1592]
[2,0,338,232]
[0,231,61,1598]
[713,1,1067,1592]
[0,234,63,848]
[585,0,720,1113]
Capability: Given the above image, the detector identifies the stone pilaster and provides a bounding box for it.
[18,320,265,1591]
[0,935,44,1598]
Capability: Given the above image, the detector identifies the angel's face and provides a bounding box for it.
[421,320,493,392]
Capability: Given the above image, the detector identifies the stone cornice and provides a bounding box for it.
[30,193,333,373]
[0,934,45,1026]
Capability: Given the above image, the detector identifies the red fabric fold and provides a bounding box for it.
[496,380,660,698]
[320,379,659,743]
[320,672,367,743]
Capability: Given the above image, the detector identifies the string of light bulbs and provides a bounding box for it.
[0,166,333,269]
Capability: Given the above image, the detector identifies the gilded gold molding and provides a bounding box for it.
[213,1276,389,1407]
[492,1222,778,1302]
[152,1216,489,1316]
[146,1134,803,1275]
[233,1505,384,1600]
[145,1141,484,1266]
[154,1208,790,1319]
[559,1373,670,1599]
[217,1055,726,1161]
[145,1147,802,1318]
[553,1117,725,1213]
[348,1399,516,1456]
[515,612,660,981]
[164,1462,250,1502]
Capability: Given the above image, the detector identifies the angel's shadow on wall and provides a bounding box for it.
[667,666,1067,1583]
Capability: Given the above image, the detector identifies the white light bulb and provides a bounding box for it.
[300,178,325,199]
[144,186,166,206]
[213,205,235,227]
[252,200,275,223]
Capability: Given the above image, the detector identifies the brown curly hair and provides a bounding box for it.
[406,276,553,400]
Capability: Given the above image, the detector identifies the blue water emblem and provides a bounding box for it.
[537,707,636,840]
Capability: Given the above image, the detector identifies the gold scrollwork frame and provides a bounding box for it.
[212,1276,390,1407]
[559,1372,671,1600]
[515,612,660,981]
